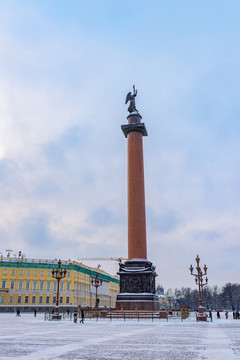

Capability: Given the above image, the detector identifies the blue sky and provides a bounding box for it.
[0,0,240,289]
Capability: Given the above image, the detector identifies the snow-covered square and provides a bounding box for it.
[0,313,240,359]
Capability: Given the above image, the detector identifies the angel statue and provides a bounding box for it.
[125,85,138,113]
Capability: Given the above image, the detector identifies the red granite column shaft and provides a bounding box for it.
[127,131,147,259]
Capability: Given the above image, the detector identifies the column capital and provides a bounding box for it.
[121,123,148,138]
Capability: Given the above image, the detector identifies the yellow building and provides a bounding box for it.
[0,256,119,311]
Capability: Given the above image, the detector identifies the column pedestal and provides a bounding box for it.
[116,259,159,310]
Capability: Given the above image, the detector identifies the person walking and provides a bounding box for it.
[80,309,84,324]
[34,309,37,317]
[209,310,213,322]
[73,311,78,324]
[217,310,221,319]
[225,310,228,319]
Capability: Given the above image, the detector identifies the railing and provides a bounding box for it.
[44,309,193,322]
[0,257,94,269]
[0,256,103,266]
[84,310,190,322]
[44,312,73,321]
[0,256,63,264]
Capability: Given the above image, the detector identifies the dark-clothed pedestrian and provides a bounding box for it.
[209,310,212,322]
[217,310,221,319]
[225,311,228,319]
[73,311,78,323]
[16,309,21,317]
[34,309,37,317]
[80,309,84,324]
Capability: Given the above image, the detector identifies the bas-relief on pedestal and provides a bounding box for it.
[119,260,156,293]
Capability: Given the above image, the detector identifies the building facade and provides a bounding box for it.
[0,256,119,311]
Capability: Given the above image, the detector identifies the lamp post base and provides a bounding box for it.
[196,305,208,321]
[51,305,61,320]
[52,314,62,320]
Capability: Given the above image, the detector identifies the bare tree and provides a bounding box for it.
[221,283,240,310]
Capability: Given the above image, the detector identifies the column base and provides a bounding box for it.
[116,293,159,310]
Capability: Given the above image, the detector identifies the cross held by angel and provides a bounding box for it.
[125,85,138,113]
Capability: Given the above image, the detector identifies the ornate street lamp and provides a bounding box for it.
[51,259,67,320]
[190,255,208,321]
[91,273,102,309]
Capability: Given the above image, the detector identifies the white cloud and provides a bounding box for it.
[0,1,240,290]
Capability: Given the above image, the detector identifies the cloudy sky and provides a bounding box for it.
[0,0,240,290]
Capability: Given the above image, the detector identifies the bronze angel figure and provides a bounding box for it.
[125,85,138,113]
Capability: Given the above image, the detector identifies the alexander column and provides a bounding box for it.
[116,86,159,310]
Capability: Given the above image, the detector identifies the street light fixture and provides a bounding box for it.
[91,273,103,309]
[189,255,208,321]
[51,259,67,320]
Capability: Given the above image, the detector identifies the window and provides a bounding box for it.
[25,296,28,304]
[1,280,6,289]
[60,282,64,291]
[33,281,37,291]
[39,296,43,304]
[17,296,21,304]
[9,296,13,304]
[10,280,15,290]
[41,270,44,276]
[26,281,30,290]
[46,281,51,291]
[66,281,71,291]
[40,281,44,291]
[34,270,37,276]
[27,270,30,276]
[66,296,69,304]
[11,269,15,275]
[67,272,70,278]
[53,296,56,304]
[3,269,7,275]
[18,280,23,290]
[46,296,50,304]
[0,295,4,304]
[53,281,57,291]
[60,297,63,304]
[32,296,36,304]
[48,271,51,277]
[20,270,24,275]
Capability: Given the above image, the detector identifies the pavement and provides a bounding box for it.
[0,313,240,359]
